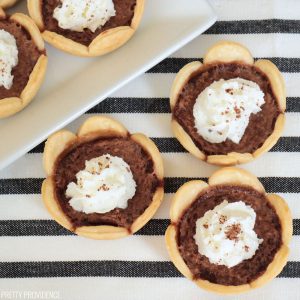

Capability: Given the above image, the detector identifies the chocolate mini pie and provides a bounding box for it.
[165,167,292,294]
[42,116,164,239]
[0,0,18,9]
[0,8,47,118]
[170,41,286,166]
[28,0,145,57]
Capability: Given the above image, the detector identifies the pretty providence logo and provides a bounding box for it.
[0,291,60,299]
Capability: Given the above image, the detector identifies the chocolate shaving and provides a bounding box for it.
[219,215,227,224]
[225,223,241,241]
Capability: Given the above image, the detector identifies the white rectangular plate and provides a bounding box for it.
[0,0,216,170]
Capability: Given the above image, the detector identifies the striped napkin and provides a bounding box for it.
[0,0,300,299]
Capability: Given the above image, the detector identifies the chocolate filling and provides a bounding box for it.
[42,0,137,46]
[177,185,282,286]
[0,18,42,99]
[173,63,280,155]
[53,136,160,229]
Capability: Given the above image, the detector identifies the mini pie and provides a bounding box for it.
[170,41,286,166]
[165,167,292,294]
[0,0,19,9]
[0,8,47,118]
[28,0,145,57]
[42,116,164,240]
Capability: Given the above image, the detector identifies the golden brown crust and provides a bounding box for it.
[171,119,206,161]
[253,114,285,158]
[170,61,202,110]
[165,167,292,295]
[0,7,5,18]
[208,167,265,193]
[0,0,18,9]
[75,225,129,240]
[43,130,77,176]
[204,41,254,65]
[255,59,286,112]
[27,0,44,30]
[131,133,164,180]
[131,186,164,234]
[10,13,45,51]
[78,115,128,138]
[165,225,193,280]
[42,116,164,240]
[170,180,208,223]
[28,0,145,57]
[0,12,47,119]
[42,178,73,231]
[170,41,286,166]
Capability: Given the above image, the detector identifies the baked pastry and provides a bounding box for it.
[0,0,18,9]
[165,167,292,294]
[170,41,285,166]
[0,8,47,118]
[42,116,164,239]
[28,0,145,57]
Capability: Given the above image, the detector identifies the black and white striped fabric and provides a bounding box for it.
[1,0,300,299]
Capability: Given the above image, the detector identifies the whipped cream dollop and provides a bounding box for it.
[66,154,136,214]
[193,78,265,144]
[53,0,116,32]
[194,200,263,268]
[0,29,18,90]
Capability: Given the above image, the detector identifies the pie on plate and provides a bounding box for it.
[28,0,145,56]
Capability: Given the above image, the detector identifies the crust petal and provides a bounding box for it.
[42,30,89,56]
[267,194,293,245]
[131,133,164,180]
[20,55,48,105]
[207,153,253,166]
[204,41,254,65]
[250,245,290,289]
[75,226,129,240]
[208,167,265,193]
[10,13,45,51]
[27,0,45,30]
[0,97,22,119]
[194,279,250,295]
[253,114,285,158]
[165,225,193,279]
[77,115,128,138]
[131,187,164,234]
[170,180,208,223]
[131,0,145,30]
[42,178,73,231]
[0,7,5,18]
[255,59,286,112]
[170,61,202,110]
[0,0,17,9]
[89,26,134,56]
[172,120,206,161]
[31,0,144,57]
[43,130,77,176]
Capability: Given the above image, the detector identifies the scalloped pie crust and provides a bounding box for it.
[170,41,286,166]
[0,8,47,118]
[165,167,292,294]
[42,115,164,240]
[28,0,145,57]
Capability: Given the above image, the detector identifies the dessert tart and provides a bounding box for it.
[0,0,18,9]
[42,116,164,240]
[0,8,47,118]
[165,167,292,294]
[170,41,286,166]
[28,0,145,57]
